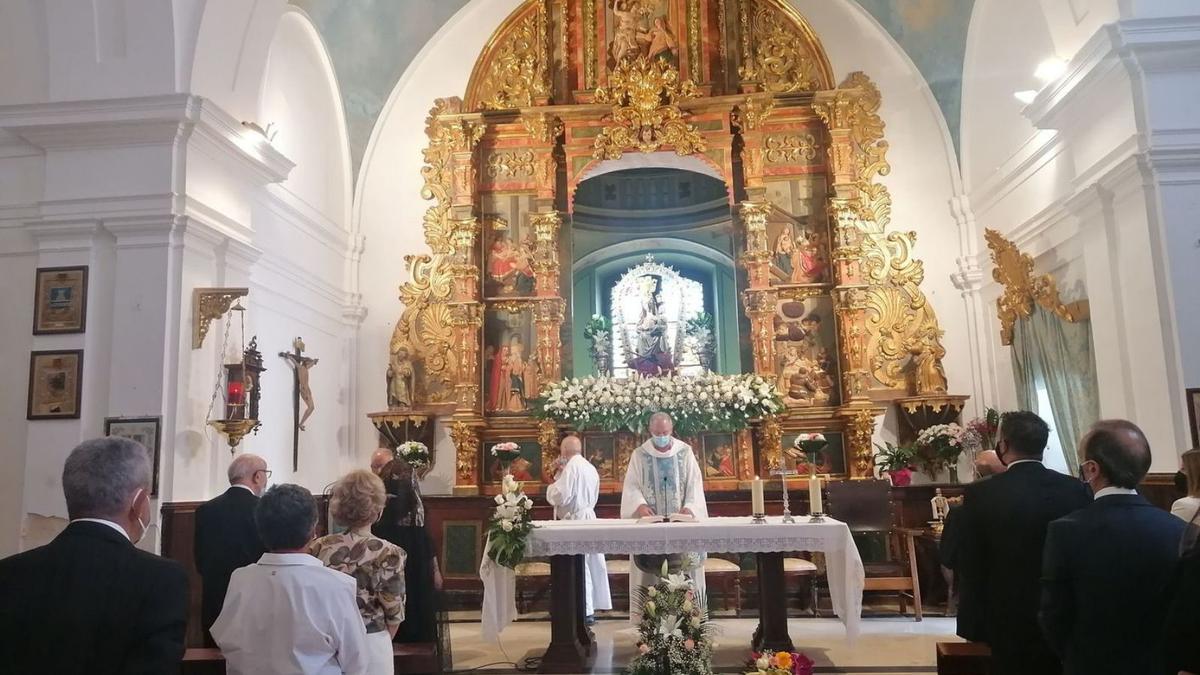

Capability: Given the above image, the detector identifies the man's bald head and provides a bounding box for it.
[974,450,1007,478]
[1079,419,1152,490]
[560,435,582,458]
[648,412,674,436]
[370,449,394,475]
[228,454,268,495]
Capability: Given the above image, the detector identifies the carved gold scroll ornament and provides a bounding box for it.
[985,229,1090,346]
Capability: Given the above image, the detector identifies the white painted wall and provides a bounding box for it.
[962,0,1200,471]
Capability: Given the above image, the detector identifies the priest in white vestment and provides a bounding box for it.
[546,435,613,622]
[619,412,708,620]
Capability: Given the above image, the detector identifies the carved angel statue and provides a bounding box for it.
[387,341,415,409]
[907,325,949,395]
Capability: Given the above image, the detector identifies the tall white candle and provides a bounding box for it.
[751,476,765,514]
[809,474,823,514]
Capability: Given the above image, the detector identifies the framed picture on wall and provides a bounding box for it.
[32,266,88,334]
[27,350,83,420]
[104,416,162,496]
[1188,388,1200,448]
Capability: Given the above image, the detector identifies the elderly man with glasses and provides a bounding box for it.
[194,453,271,644]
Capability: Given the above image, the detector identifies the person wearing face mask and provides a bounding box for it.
[194,453,270,644]
[620,411,708,621]
[1039,419,1186,675]
[0,437,189,674]
[956,411,1089,675]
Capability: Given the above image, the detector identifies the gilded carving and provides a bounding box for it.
[735,96,776,132]
[538,419,559,482]
[474,3,550,110]
[844,408,877,478]
[757,416,783,474]
[738,0,829,93]
[519,113,564,145]
[688,0,702,80]
[763,133,817,164]
[485,150,537,179]
[985,229,1090,346]
[451,421,480,484]
[584,0,597,88]
[592,56,706,159]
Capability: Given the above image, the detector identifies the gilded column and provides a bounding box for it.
[450,419,482,494]
[529,211,562,298]
[534,298,565,383]
[840,407,880,479]
[740,198,776,377]
[814,88,872,404]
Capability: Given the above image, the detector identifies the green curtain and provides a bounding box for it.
[1010,305,1100,473]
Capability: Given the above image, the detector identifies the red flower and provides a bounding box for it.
[792,651,814,675]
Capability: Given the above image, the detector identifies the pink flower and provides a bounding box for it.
[684,639,695,650]
[638,643,650,654]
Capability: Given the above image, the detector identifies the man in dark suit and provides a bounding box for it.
[958,411,1090,674]
[194,453,269,640]
[1040,419,1186,675]
[0,437,189,674]
[940,449,1007,638]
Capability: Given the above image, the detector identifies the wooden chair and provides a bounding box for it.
[783,555,819,616]
[825,478,922,620]
[701,556,742,614]
[514,560,552,613]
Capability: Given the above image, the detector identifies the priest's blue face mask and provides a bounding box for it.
[652,434,672,448]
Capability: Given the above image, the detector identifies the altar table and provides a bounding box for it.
[480,516,866,673]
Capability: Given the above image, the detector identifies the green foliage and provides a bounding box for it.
[625,566,717,675]
[873,441,916,473]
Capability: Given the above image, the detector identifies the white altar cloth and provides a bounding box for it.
[480,516,865,642]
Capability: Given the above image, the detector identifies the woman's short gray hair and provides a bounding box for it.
[62,437,151,520]
[255,484,318,551]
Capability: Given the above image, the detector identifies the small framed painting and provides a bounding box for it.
[33,266,88,334]
[583,434,616,481]
[27,350,83,420]
[487,439,543,483]
[1188,388,1200,447]
[104,417,162,496]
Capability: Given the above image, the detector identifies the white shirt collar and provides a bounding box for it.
[1004,458,1043,468]
[230,484,256,494]
[71,518,130,541]
[257,552,321,566]
[1094,486,1139,500]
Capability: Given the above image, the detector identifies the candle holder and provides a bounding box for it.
[808,512,826,523]
[751,513,767,524]
[772,469,799,524]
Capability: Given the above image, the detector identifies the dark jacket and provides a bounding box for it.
[0,520,189,674]
[958,461,1090,674]
[1040,493,1185,675]
[1162,546,1200,674]
[194,486,265,633]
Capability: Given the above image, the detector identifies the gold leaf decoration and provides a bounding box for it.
[485,150,537,178]
[473,3,550,110]
[738,0,830,93]
[985,229,1090,346]
[763,133,817,164]
[592,56,706,160]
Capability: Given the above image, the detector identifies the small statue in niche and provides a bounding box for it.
[387,341,415,409]
[931,488,950,522]
[611,0,641,63]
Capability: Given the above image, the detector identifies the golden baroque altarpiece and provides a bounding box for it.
[377,0,959,495]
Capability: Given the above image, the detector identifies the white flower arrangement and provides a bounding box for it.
[486,472,536,569]
[627,559,716,675]
[396,441,430,470]
[531,373,784,436]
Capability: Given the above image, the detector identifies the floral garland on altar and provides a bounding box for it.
[531,373,784,436]
[745,649,815,675]
[485,473,535,569]
[626,561,717,675]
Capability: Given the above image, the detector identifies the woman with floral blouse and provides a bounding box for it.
[309,470,406,675]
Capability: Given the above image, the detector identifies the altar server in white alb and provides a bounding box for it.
[620,412,708,619]
[546,435,612,623]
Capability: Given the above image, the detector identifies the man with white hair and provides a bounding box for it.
[370,448,394,475]
[620,412,708,619]
[547,435,612,624]
[194,453,269,641]
[0,437,189,673]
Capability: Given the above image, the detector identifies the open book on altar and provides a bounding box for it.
[637,513,697,524]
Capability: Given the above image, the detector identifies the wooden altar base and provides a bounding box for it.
[539,554,596,673]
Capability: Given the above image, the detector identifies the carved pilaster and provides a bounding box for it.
[521,113,563,204]
[538,420,560,483]
[449,217,481,302]
[832,287,871,402]
[450,419,482,493]
[444,117,484,209]
[734,96,775,196]
[756,416,783,475]
[529,211,563,298]
[742,287,778,376]
[533,298,565,382]
[739,200,773,289]
[450,303,483,413]
[840,407,880,479]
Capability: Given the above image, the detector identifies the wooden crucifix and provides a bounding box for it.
[279,337,318,470]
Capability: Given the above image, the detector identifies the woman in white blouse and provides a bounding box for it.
[1172,449,1200,524]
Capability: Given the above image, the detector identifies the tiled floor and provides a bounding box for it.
[448,615,957,673]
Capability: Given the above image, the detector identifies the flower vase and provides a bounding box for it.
[889,468,913,487]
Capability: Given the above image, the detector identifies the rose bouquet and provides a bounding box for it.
[914,423,966,482]
[745,649,815,675]
[485,474,536,569]
[626,560,717,675]
[490,441,522,473]
[531,373,784,437]
[396,441,430,471]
